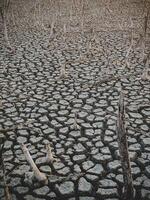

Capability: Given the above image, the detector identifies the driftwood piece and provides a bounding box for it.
[116,91,134,200]
[21,144,48,184]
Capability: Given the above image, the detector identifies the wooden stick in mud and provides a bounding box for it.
[1,153,12,200]
[21,143,48,184]
[45,143,55,163]
[45,143,58,163]
[116,91,134,200]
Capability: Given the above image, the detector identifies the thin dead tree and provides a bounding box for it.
[125,17,134,69]
[0,0,12,49]
[142,8,149,59]
[50,13,56,38]
[141,3,150,80]
[81,0,85,34]
[69,0,73,21]
[116,91,134,200]
[136,3,149,58]
[141,52,150,80]
[2,155,12,200]
[37,0,44,29]
[0,136,12,200]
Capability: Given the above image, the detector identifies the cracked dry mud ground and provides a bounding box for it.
[0,5,150,200]
[0,30,150,200]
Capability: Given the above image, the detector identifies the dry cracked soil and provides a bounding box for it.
[0,0,150,200]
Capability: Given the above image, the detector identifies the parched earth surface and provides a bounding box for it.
[0,1,150,200]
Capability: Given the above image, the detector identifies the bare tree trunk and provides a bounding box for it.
[0,0,12,50]
[116,91,134,200]
[21,144,48,184]
[3,11,11,49]
[142,8,149,59]
[81,0,84,34]
[50,14,56,37]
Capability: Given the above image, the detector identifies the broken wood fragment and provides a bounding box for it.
[21,143,48,184]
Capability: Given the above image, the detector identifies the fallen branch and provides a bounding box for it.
[21,143,48,184]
